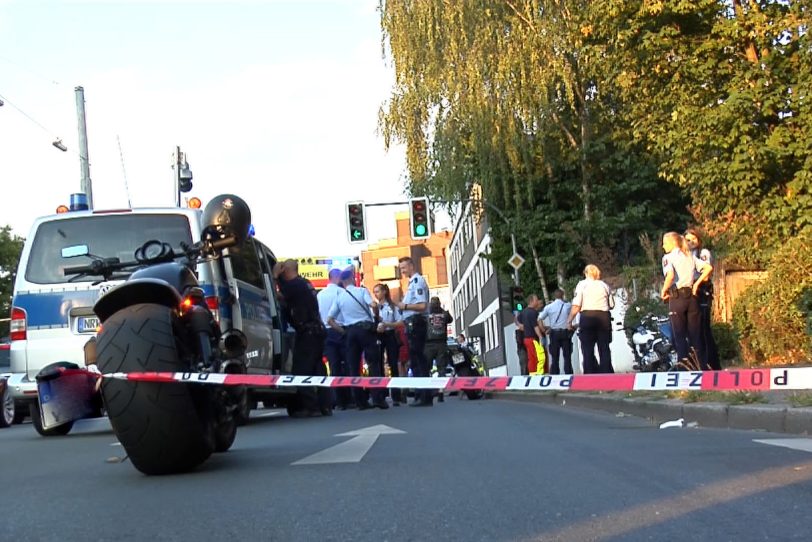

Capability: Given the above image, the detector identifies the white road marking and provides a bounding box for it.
[753,438,812,454]
[292,424,406,465]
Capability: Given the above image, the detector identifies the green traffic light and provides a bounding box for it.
[415,224,427,236]
[516,303,524,311]
[352,229,363,240]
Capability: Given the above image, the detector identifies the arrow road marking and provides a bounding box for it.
[292,424,406,465]
[753,438,812,454]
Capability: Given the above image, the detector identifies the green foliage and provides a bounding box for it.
[0,226,25,337]
[711,322,741,367]
[733,229,812,365]
[788,392,812,408]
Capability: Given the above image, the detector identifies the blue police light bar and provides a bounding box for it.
[69,193,89,211]
[248,224,256,237]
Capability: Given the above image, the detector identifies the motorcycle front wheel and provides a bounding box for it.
[97,303,214,475]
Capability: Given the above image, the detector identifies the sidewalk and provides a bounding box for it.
[496,390,812,435]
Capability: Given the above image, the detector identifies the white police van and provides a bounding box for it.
[8,198,292,435]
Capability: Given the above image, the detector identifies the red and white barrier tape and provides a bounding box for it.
[71,367,812,392]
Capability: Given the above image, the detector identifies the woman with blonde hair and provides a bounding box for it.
[661,231,713,369]
[566,264,614,373]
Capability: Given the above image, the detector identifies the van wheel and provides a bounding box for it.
[97,303,213,475]
[31,400,74,436]
[1,384,14,428]
[233,387,251,427]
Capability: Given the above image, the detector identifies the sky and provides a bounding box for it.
[0,0,448,256]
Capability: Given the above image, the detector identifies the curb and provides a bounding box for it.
[495,391,812,435]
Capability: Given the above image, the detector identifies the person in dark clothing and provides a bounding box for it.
[520,295,546,374]
[424,297,453,402]
[274,259,331,418]
[373,283,403,406]
[685,228,721,370]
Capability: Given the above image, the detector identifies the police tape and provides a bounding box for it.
[82,367,812,392]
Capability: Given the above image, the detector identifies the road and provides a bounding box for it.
[2,396,812,541]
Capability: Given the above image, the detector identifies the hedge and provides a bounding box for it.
[733,229,812,366]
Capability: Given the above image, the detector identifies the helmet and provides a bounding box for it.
[201,194,252,244]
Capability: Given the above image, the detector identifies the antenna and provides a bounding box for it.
[116,134,132,208]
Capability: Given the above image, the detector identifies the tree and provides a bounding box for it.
[379,0,689,289]
[0,226,24,337]
[594,0,812,264]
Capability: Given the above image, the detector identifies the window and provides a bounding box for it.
[26,213,193,284]
[228,238,264,289]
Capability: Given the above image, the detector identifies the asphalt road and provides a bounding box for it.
[2,396,812,541]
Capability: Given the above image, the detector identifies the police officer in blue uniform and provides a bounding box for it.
[660,232,713,370]
[274,260,331,417]
[327,268,389,410]
[685,228,721,370]
[397,256,432,406]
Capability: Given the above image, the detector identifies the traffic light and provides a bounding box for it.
[346,202,367,243]
[511,286,525,312]
[178,160,193,193]
[409,197,431,240]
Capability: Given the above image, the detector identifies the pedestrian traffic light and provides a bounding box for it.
[511,286,525,312]
[346,202,367,243]
[409,197,431,240]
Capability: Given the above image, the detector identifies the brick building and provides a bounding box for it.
[360,211,451,308]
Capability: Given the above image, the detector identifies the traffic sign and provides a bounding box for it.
[507,253,525,271]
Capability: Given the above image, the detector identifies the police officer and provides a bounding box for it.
[660,232,713,370]
[685,228,721,370]
[539,289,574,375]
[318,268,352,409]
[396,256,432,406]
[327,268,389,410]
[274,260,331,418]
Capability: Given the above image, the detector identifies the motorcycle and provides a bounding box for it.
[630,313,678,372]
[63,195,252,475]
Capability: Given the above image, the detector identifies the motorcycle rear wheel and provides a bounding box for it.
[97,303,213,475]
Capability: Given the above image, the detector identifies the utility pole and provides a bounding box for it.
[75,86,93,209]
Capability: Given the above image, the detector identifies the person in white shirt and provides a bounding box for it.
[566,265,614,374]
[539,289,574,374]
[685,228,720,370]
[661,231,713,369]
[317,269,351,409]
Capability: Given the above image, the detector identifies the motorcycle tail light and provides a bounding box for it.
[10,307,27,341]
[205,296,220,325]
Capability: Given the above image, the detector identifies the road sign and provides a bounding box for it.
[507,253,525,271]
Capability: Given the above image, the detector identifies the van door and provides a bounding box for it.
[255,243,289,373]
[224,238,274,373]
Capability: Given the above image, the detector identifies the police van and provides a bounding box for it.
[8,197,292,435]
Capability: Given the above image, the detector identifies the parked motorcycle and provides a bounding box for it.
[630,314,678,372]
[63,195,252,475]
[437,340,484,400]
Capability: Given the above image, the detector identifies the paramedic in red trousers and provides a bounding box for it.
[273,260,331,417]
[539,289,573,374]
[317,268,352,410]
[520,294,545,374]
[327,268,389,410]
[397,256,432,406]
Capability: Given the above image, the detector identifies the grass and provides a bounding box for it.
[663,390,768,405]
[788,392,812,408]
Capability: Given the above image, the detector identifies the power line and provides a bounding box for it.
[0,90,70,153]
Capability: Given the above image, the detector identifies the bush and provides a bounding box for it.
[732,229,812,366]
[711,322,740,366]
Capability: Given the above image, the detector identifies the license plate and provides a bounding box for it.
[452,353,465,365]
[77,316,100,334]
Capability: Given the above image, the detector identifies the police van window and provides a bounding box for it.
[26,214,193,284]
[229,238,264,289]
